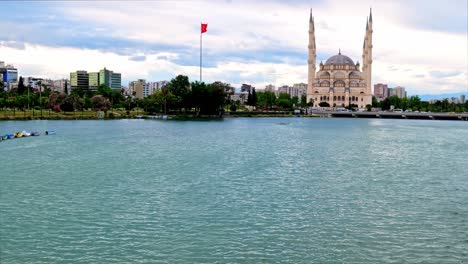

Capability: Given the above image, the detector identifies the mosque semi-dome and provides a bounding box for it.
[324,51,355,66]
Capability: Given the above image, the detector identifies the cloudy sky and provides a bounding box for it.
[0,0,466,95]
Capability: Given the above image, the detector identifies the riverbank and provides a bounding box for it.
[0,110,303,121]
[0,109,142,120]
[1,109,467,121]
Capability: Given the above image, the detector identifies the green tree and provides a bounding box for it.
[64,80,68,95]
[151,87,176,114]
[165,75,190,111]
[97,84,112,98]
[276,93,292,109]
[372,96,379,107]
[408,95,421,110]
[257,91,276,109]
[251,88,258,106]
[291,96,299,107]
[300,94,308,107]
[191,81,226,115]
[17,76,26,94]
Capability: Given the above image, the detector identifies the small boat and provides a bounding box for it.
[1,135,8,140]
[14,132,23,138]
[31,131,41,136]
[45,130,56,135]
[6,134,15,139]
[22,131,31,137]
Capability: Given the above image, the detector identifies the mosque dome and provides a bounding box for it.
[325,51,355,66]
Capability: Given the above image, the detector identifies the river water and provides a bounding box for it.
[1,118,467,263]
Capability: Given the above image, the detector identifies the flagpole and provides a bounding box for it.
[200,22,202,82]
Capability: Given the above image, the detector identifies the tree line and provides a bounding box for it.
[0,75,232,116]
[373,95,468,113]
[2,76,464,114]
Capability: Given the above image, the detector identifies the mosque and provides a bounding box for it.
[307,9,373,108]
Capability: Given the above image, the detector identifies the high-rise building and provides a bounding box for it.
[23,77,41,88]
[52,79,70,94]
[392,86,406,98]
[88,72,100,90]
[387,88,393,98]
[265,84,275,92]
[374,83,388,100]
[99,67,121,90]
[0,61,18,90]
[460,95,465,104]
[70,67,122,91]
[241,84,254,93]
[70,71,89,90]
[277,85,290,95]
[129,79,149,99]
[148,80,169,94]
[293,83,307,100]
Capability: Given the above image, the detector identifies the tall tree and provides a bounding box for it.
[17,76,26,94]
[151,87,176,114]
[300,94,307,107]
[291,96,299,106]
[165,75,190,110]
[247,91,252,105]
[251,88,258,106]
[191,81,226,115]
[64,80,68,95]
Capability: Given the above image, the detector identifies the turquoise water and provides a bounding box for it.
[1,118,467,263]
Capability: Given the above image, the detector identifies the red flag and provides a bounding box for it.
[201,23,208,33]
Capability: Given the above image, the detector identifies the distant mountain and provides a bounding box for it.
[411,92,467,101]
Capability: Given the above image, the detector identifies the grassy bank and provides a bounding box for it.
[0,109,145,120]
[0,109,317,120]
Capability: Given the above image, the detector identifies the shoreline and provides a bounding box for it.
[1,112,467,121]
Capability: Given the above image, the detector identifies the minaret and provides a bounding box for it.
[362,17,368,74]
[307,8,316,103]
[366,8,373,96]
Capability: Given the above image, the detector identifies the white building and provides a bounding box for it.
[392,86,406,98]
[265,84,276,92]
[276,84,307,101]
[52,79,71,94]
[23,77,45,89]
[232,91,249,104]
[148,80,168,95]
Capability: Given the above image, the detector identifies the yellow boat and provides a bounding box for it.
[14,132,23,138]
